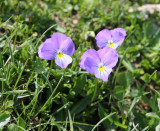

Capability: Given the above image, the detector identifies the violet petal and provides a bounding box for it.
[98,47,118,68]
[60,37,75,56]
[38,38,58,60]
[95,29,112,48]
[79,49,100,69]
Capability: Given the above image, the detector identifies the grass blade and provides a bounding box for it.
[5,35,14,64]
[34,73,64,117]
[91,112,116,131]
[68,110,74,131]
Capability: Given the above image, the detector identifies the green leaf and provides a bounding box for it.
[6,100,14,108]
[98,104,109,128]
[18,117,26,130]
[0,112,10,129]
[157,98,160,111]
[68,110,73,131]
[117,72,134,88]
[0,41,5,48]
[8,124,17,131]
[146,113,160,121]
[128,96,141,116]
[0,78,6,81]
[32,57,48,73]
[156,124,160,131]
[2,90,27,94]
[71,95,92,115]
[114,86,125,100]
[54,25,66,33]
[5,35,14,64]
[91,112,116,131]
[50,119,61,131]
[98,104,127,129]
[140,73,151,82]
[63,4,73,12]
[122,60,136,72]
[8,124,26,131]
[73,74,86,95]
[75,123,93,131]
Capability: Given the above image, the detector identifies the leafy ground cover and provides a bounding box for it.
[0,0,160,130]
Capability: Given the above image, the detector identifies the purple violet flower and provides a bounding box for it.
[38,33,75,69]
[95,28,126,49]
[79,47,118,81]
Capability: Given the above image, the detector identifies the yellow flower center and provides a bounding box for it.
[108,43,114,47]
[98,66,105,72]
[57,52,64,58]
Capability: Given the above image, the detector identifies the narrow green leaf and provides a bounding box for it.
[128,96,141,115]
[53,102,70,115]
[50,119,61,131]
[8,124,26,131]
[71,95,92,115]
[98,104,127,129]
[54,25,66,33]
[6,100,14,108]
[14,60,28,89]
[142,126,149,131]
[0,112,10,129]
[5,35,14,64]
[122,59,135,72]
[18,117,26,130]
[34,74,64,117]
[68,110,74,131]
[156,124,160,131]
[146,112,160,121]
[91,112,116,131]
[157,98,160,111]
[2,90,27,94]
